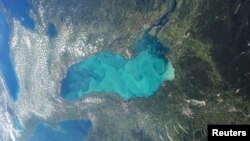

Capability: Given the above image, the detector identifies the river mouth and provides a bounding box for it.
[60,0,177,101]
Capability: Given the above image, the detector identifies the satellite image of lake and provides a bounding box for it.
[0,0,250,141]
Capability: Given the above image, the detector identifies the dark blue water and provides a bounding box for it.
[28,120,92,141]
[47,23,57,38]
[133,33,170,56]
[1,0,35,30]
[147,0,177,35]
[0,0,36,101]
[0,11,20,101]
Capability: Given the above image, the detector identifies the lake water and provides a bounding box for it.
[0,11,20,101]
[47,23,57,38]
[28,120,92,141]
[61,34,175,101]
[0,0,35,101]
[2,0,35,30]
